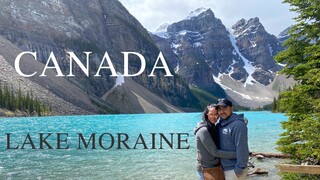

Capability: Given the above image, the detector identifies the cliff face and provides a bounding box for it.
[0,0,200,114]
[153,8,229,97]
[152,8,294,108]
[0,36,94,115]
[232,18,284,85]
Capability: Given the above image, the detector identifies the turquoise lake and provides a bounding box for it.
[0,111,288,179]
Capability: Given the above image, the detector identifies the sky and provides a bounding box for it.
[119,0,297,36]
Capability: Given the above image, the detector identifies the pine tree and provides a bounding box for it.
[17,85,23,111]
[4,84,10,110]
[275,0,320,179]
[25,92,30,112]
[49,104,52,114]
[0,82,3,108]
[9,89,15,111]
[28,91,34,114]
[35,97,41,116]
[271,97,277,113]
[0,80,52,116]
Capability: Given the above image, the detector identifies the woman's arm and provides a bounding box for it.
[197,127,236,159]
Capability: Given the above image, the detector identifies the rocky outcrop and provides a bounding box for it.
[102,77,182,113]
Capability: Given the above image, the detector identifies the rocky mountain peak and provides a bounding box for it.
[233,18,247,27]
[278,26,292,37]
[152,8,232,97]
[167,8,221,33]
[278,26,292,44]
[156,23,170,32]
[184,7,214,20]
[230,17,284,86]
[232,17,265,36]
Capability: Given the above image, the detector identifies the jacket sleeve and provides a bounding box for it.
[233,121,249,175]
[197,127,236,159]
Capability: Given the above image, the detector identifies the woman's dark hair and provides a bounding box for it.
[202,104,219,147]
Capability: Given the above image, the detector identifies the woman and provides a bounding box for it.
[194,104,236,180]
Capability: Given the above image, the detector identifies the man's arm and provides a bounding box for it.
[198,128,236,159]
[233,121,249,176]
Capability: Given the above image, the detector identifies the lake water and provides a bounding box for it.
[0,111,288,179]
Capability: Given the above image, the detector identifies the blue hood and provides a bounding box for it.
[219,113,244,127]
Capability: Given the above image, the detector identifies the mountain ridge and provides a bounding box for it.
[0,0,201,114]
[0,35,95,115]
[152,8,294,108]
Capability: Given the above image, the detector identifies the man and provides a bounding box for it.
[216,98,249,180]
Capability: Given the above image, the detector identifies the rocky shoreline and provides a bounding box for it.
[0,108,54,117]
[0,108,29,117]
[247,152,291,179]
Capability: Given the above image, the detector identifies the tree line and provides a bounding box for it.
[270,88,293,113]
[0,82,51,116]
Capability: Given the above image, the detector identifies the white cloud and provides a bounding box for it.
[119,0,296,35]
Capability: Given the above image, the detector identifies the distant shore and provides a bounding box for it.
[0,108,29,117]
[0,108,53,117]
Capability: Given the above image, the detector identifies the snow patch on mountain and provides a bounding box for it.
[153,31,170,39]
[213,74,252,100]
[232,49,237,55]
[175,61,180,73]
[268,44,273,56]
[193,42,202,47]
[178,30,188,36]
[248,37,257,47]
[114,72,125,87]
[228,31,257,86]
[185,7,210,20]
[233,20,261,38]
[153,23,170,38]
[156,23,169,32]
[227,59,237,74]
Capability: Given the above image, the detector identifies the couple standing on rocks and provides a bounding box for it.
[195,98,249,180]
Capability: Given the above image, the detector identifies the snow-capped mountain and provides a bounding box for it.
[152,8,294,108]
[184,7,211,20]
[231,17,284,85]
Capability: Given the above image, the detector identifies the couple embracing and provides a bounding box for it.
[194,98,249,180]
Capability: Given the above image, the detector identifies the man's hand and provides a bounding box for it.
[235,171,243,178]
